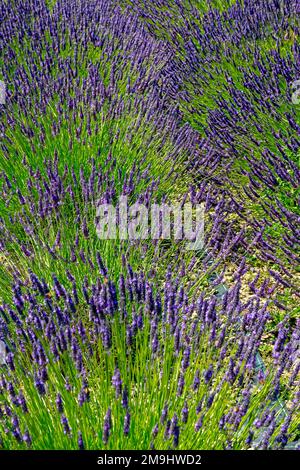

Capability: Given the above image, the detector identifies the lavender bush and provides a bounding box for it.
[0,0,299,450]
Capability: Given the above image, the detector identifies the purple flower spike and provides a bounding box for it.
[152,424,159,439]
[124,411,131,436]
[6,352,15,371]
[78,380,90,406]
[112,368,122,398]
[61,414,71,435]
[23,430,32,447]
[160,403,168,425]
[195,415,203,432]
[193,369,200,391]
[182,346,190,370]
[78,431,84,450]
[182,402,189,424]
[177,373,185,397]
[96,252,108,277]
[122,386,129,409]
[56,393,63,413]
[103,408,112,445]
[35,377,46,396]
[204,364,213,384]
[18,393,28,413]
[246,431,254,446]
[171,413,180,448]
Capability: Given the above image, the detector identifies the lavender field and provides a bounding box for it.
[0,0,299,451]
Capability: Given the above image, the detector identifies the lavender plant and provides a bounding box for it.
[0,0,299,450]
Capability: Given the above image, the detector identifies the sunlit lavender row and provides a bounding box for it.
[0,0,299,450]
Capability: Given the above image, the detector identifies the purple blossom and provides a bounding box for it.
[193,370,200,391]
[18,393,28,413]
[177,373,185,397]
[124,411,131,436]
[23,430,32,447]
[195,415,203,432]
[122,386,129,409]
[56,394,63,413]
[204,364,213,384]
[61,414,71,435]
[152,424,159,439]
[35,377,46,396]
[103,408,112,445]
[78,431,84,450]
[161,403,168,425]
[182,402,189,424]
[112,368,122,398]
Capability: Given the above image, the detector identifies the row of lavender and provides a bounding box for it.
[0,0,299,449]
[1,249,299,448]
[129,0,300,289]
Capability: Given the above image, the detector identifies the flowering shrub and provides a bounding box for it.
[0,0,299,450]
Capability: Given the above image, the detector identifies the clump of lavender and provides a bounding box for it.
[0,0,299,453]
[0,261,298,449]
